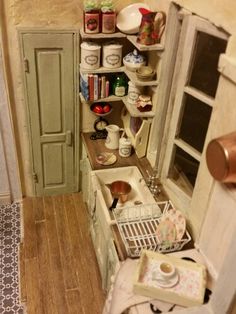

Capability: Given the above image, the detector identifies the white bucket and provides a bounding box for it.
[102,42,122,69]
[81,42,101,70]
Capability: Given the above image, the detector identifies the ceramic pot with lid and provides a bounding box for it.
[102,42,123,68]
[123,49,146,72]
[81,42,101,70]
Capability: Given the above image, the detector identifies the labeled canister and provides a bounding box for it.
[127,81,143,104]
[81,42,101,70]
[102,42,122,69]
[84,12,100,34]
[119,137,132,157]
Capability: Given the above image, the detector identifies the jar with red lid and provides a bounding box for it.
[101,0,116,34]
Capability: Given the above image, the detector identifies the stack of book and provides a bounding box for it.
[80,73,110,101]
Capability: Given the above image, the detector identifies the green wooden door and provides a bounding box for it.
[21,32,78,195]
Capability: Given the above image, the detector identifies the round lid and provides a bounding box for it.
[103,41,123,49]
[81,42,101,50]
[123,49,146,64]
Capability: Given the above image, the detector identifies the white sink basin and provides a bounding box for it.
[91,166,157,224]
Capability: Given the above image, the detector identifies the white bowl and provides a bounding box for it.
[116,3,150,34]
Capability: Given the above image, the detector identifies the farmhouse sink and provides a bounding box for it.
[91,166,157,224]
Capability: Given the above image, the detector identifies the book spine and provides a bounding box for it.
[88,74,94,101]
[94,74,99,101]
[105,80,110,98]
[101,76,106,99]
[80,73,89,101]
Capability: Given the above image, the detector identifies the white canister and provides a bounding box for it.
[102,42,122,69]
[119,137,132,157]
[81,42,101,70]
[127,81,143,104]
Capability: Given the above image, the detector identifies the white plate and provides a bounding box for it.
[165,208,186,240]
[96,152,117,165]
[154,272,179,288]
[116,3,150,34]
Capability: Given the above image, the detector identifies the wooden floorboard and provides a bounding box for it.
[21,192,105,314]
[23,197,38,259]
[53,194,78,290]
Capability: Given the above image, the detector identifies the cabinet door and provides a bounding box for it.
[21,32,78,195]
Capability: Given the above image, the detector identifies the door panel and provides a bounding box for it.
[43,143,64,186]
[21,32,77,195]
[38,51,63,134]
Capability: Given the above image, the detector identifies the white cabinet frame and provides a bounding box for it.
[160,14,228,235]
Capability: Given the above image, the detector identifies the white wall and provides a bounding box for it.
[0,44,22,202]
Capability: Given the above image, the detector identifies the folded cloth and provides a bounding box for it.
[104,259,175,314]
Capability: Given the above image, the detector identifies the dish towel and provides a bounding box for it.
[103,259,176,314]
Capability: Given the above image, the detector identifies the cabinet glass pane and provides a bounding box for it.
[189,32,227,97]
[178,94,212,153]
[168,146,199,195]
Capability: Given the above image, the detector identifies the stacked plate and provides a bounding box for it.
[136,66,156,81]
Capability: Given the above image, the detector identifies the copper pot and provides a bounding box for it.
[106,180,131,210]
[206,131,236,182]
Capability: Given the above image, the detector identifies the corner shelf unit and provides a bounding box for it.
[79,92,122,104]
[127,35,164,53]
[122,97,155,118]
[80,29,126,39]
[124,69,159,87]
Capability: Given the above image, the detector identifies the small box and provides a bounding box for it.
[133,250,207,308]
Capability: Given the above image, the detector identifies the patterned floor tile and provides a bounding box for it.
[0,203,24,314]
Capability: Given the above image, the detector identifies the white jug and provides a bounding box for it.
[105,125,121,150]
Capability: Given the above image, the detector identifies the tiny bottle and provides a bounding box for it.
[112,74,127,97]
[83,0,100,34]
[101,0,116,34]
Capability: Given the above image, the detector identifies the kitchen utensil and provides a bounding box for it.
[136,66,156,81]
[105,124,122,149]
[137,8,166,45]
[106,180,131,210]
[116,3,150,34]
[206,131,236,182]
[96,152,117,165]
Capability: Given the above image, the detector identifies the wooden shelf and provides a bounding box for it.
[80,29,127,39]
[127,35,164,52]
[79,92,123,103]
[80,65,125,74]
[124,69,159,87]
[122,97,155,118]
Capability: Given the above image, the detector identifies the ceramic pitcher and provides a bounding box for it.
[137,8,166,45]
[105,125,122,149]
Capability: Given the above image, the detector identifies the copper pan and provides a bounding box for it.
[106,180,131,210]
[206,131,236,182]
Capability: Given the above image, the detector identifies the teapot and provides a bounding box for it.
[137,8,166,45]
[105,124,122,149]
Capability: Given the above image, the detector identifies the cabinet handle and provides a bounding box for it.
[66,130,72,146]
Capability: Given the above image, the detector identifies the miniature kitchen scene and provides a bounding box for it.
[1,0,236,313]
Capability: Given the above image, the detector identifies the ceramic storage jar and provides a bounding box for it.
[81,42,101,70]
[102,42,122,69]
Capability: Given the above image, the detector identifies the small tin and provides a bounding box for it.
[119,137,132,157]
